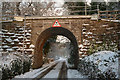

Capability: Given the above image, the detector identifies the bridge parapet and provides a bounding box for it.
[1,16,119,56]
[1,16,119,69]
[25,16,120,56]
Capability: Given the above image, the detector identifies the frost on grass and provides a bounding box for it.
[78,51,119,79]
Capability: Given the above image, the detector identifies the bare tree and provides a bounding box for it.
[15,2,21,15]
[2,1,66,20]
[2,2,16,20]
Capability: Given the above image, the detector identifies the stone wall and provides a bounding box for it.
[1,16,119,69]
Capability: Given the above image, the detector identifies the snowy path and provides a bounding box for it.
[42,61,64,78]
[13,61,58,79]
[13,60,88,79]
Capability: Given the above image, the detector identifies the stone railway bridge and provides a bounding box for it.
[22,16,120,69]
[12,16,120,68]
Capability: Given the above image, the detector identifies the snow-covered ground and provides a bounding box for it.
[14,63,52,78]
[43,61,63,78]
[83,51,119,78]
[13,58,88,79]
[68,69,88,79]
[13,60,61,79]
[10,51,120,79]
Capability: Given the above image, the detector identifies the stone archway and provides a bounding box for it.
[32,27,79,69]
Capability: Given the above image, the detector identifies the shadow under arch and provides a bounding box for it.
[32,27,79,69]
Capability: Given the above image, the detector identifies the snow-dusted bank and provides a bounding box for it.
[78,51,119,79]
[0,52,32,80]
[67,69,88,79]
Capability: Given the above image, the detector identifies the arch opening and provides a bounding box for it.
[33,27,79,69]
[43,35,72,62]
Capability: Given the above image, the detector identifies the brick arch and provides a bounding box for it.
[32,27,79,69]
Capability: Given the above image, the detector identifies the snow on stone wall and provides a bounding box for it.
[1,26,32,54]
